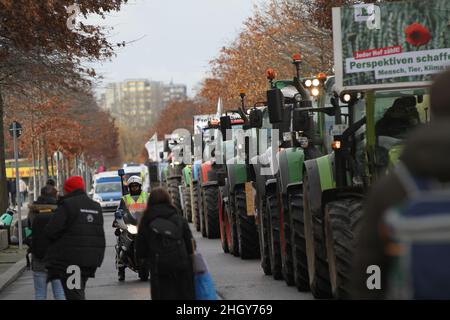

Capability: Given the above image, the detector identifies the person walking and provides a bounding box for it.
[28,185,65,300]
[9,179,17,208]
[136,187,195,300]
[352,70,450,299]
[19,178,27,206]
[45,176,106,300]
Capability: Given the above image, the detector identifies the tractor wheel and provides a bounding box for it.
[193,184,201,232]
[303,174,332,299]
[200,188,207,238]
[266,191,282,280]
[219,195,229,253]
[258,195,271,275]
[227,196,240,257]
[281,194,295,286]
[203,186,220,239]
[289,190,310,292]
[182,185,192,222]
[167,178,182,215]
[235,187,260,260]
[325,198,363,299]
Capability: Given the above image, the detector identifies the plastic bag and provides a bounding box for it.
[192,252,217,300]
[194,272,217,300]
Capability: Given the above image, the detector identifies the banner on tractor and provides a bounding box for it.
[333,0,450,91]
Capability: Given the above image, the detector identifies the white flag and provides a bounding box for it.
[216,97,223,118]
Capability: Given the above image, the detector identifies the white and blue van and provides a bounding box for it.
[92,171,123,212]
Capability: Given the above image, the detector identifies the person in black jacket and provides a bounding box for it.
[136,187,195,300]
[45,176,106,300]
[29,185,66,300]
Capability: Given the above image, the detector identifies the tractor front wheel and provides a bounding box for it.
[324,197,363,299]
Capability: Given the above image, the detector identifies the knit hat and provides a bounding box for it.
[64,176,85,194]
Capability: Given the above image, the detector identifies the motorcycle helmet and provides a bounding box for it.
[127,176,142,186]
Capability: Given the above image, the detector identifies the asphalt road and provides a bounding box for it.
[0,212,312,300]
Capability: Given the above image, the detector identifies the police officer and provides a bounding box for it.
[114,176,148,281]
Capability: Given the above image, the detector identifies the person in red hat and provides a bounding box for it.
[44,176,106,300]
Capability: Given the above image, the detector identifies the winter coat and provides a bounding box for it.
[28,196,57,272]
[136,203,195,300]
[45,189,106,279]
[351,120,450,299]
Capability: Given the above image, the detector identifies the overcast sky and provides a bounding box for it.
[89,0,262,97]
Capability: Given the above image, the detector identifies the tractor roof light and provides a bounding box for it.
[317,73,327,80]
[292,53,302,63]
[311,88,320,97]
[312,79,320,87]
[266,68,276,81]
[304,79,312,88]
[332,140,342,150]
[239,89,246,99]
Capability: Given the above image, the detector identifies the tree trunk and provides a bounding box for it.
[0,88,9,213]
[42,135,49,181]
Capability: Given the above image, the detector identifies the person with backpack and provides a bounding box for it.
[28,185,65,300]
[351,70,450,299]
[136,187,195,300]
[45,176,106,300]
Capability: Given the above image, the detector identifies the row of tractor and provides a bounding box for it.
[149,49,430,299]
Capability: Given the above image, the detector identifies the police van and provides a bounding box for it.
[92,171,123,212]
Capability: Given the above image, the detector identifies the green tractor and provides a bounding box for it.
[164,133,190,216]
[216,102,263,259]
[302,87,430,298]
[256,57,337,290]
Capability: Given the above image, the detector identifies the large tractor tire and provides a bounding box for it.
[199,188,207,238]
[324,197,363,299]
[227,197,240,257]
[219,194,229,253]
[193,184,201,232]
[280,194,295,286]
[235,187,260,260]
[288,190,310,291]
[168,178,182,215]
[303,174,332,299]
[203,186,220,239]
[266,191,282,280]
[182,185,192,222]
[258,196,271,275]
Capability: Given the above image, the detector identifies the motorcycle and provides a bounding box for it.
[113,209,149,281]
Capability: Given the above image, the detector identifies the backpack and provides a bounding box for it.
[148,215,190,275]
[383,162,450,299]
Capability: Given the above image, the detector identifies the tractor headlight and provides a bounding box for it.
[343,94,352,103]
[312,79,320,87]
[304,79,312,88]
[311,88,320,97]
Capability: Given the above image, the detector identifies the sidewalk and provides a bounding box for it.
[0,205,29,293]
[0,246,28,293]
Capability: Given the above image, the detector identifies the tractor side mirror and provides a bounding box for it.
[164,139,171,152]
[267,88,284,123]
[220,115,232,139]
[249,108,263,128]
[293,108,311,133]
[118,169,125,177]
